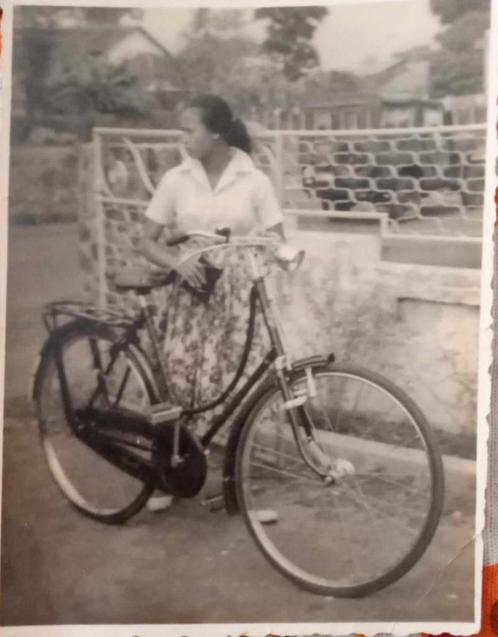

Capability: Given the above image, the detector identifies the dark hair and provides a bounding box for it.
[188,94,252,154]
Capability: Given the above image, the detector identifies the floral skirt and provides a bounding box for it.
[156,248,270,438]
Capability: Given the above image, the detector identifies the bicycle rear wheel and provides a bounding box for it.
[235,363,444,597]
[35,321,156,524]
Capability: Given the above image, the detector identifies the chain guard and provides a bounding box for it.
[154,424,207,498]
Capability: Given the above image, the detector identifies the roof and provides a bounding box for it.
[381,96,444,109]
[303,93,380,109]
[303,95,443,110]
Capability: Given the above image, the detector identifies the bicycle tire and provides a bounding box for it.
[34,320,157,524]
[235,362,444,597]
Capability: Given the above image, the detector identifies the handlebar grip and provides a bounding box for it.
[165,234,189,247]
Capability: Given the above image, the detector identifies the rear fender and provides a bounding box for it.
[222,353,335,515]
[30,320,159,404]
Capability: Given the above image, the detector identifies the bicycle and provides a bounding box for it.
[31,229,444,598]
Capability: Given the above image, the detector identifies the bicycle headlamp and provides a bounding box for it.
[274,244,305,272]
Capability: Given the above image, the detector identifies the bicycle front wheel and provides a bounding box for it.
[35,321,156,524]
[235,363,444,597]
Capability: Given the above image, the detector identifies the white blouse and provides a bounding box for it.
[144,146,284,234]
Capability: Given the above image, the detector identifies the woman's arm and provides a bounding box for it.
[140,219,178,270]
[140,219,206,287]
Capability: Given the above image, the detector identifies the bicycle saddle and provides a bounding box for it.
[110,267,175,294]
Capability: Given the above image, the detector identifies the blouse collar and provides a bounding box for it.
[178,146,256,193]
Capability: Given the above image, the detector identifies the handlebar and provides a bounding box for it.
[166,228,281,248]
[164,228,305,272]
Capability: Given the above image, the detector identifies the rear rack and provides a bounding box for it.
[42,300,138,332]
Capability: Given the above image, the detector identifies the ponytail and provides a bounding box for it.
[225,118,252,154]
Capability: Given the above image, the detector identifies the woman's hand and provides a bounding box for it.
[175,257,206,288]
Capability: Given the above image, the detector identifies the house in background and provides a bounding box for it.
[302,94,382,130]
[380,97,444,127]
[300,56,446,130]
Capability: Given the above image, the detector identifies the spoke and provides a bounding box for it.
[251,442,304,468]
[340,477,397,577]
[359,400,399,440]
[314,380,336,432]
[342,479,423,535]
[334,375,348,432]
[352,486,429,519]
[249,460,321,485]
[331,488,364,582]
[355,472,428,496]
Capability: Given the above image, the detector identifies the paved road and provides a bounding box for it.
[1,223,477,626]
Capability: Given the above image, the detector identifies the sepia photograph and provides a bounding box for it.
[0,0,494,633]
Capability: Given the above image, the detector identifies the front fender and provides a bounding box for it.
[222,352,335,515]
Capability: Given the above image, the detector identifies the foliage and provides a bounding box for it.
[430,10,489,96]
[435,9,489,50]
[189,7,251,34]
[430,0,489,25]
[13,5,147,136]
[176,9,267,113]
[177,31,259,97]
[14,6,142,28]
[254,7,329,82]
[13,28,53,116]
[45,55,150,117]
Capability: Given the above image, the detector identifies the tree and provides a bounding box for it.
[254,7,329,82]
[13,6,145,129]
[430,0,489,25]
[176,9,261,111]
[430,10,489,96]
[188,7,251,35]
[46,55,151,118]
[14,6,142,28]
[178,31,259,96]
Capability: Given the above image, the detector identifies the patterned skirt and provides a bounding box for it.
[156,247,270,438]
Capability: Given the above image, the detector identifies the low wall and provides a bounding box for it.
[274,232,480,437]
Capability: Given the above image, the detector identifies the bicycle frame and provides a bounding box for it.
[38,238,315,464]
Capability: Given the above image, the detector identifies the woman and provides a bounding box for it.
[140,95,286,514]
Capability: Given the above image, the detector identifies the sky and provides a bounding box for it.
[142,0,442,75]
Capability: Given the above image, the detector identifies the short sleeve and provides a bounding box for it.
[254,172,284,229]
[144,170,177,227]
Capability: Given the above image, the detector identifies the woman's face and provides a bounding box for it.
[180,107,217,160]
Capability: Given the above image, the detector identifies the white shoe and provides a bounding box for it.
[146,494,174,512]
[253,509,279,524]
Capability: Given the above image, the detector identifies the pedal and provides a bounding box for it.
[148,402,183,426]
[201,493,225,512]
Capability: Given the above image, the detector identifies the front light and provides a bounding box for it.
[274,244,305,272]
